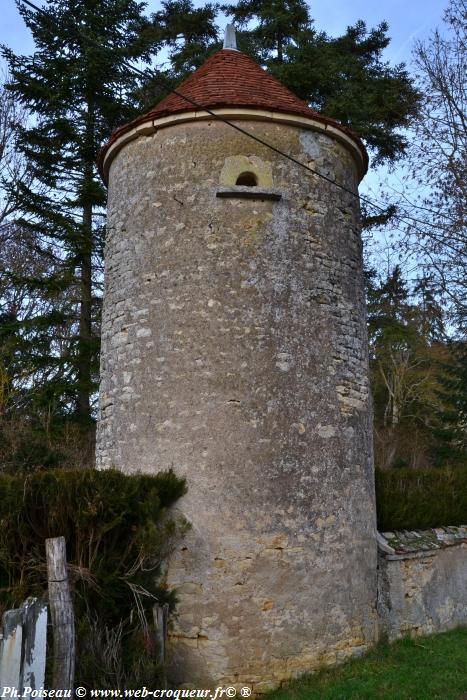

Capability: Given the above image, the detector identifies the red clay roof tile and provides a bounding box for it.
[99,48,368,179]
[151,49,323,119]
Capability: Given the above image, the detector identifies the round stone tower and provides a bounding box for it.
[97,31,377,692]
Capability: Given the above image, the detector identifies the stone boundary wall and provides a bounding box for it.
[377,527,467,640]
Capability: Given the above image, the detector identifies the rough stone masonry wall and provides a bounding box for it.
[97,118,378,691]
[377,528,467,640]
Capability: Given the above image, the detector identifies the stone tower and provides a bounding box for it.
[97,30,377,692]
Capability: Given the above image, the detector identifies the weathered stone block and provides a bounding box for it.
[377,539,467,640]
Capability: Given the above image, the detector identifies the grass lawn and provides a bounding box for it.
[266,627,467,700]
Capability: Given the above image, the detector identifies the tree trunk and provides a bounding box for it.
[77,90,95,425]
[77,199,93,423]
[277,31,283,62]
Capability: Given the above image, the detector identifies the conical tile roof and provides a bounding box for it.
[149,49,325,120]
[99,48,367,179]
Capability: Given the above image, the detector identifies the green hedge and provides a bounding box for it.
[375,467,467,531]
[0,468,187,685]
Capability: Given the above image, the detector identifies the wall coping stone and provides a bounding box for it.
[377,526,467,559]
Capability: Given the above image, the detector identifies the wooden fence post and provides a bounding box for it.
[46,536,75,691]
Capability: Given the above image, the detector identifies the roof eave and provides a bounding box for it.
[98,107,368,185]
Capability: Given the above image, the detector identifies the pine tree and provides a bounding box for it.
[222,0,310,63]
[0,0,230,467]
[366,265,465,468]
[431,341,467,466]
[134,0,220,110]
[1,0,424,465]
[222,0,420,164]
[151,0,219,75]
[2,0,158,428]
[0,221,78,470]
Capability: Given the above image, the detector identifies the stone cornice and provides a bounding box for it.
[100,107,368,184]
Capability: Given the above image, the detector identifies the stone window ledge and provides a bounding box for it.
[216,186,281,201]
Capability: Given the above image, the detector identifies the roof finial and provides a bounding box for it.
[223,24,238,51]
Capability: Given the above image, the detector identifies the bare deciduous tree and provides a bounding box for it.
[381,1,466,333]
[0,67,31,226]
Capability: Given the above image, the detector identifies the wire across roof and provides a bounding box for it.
[99,48,368,178]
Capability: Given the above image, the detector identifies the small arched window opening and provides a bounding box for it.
[236,171,258,186]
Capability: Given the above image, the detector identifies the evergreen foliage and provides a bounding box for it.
[1,0,159,428]
[134,0,221,110]
[2,1,459,477]
[0,467,187,685]
[222,0,420,163]
[431,341,467,466]
[151,0,220,75]
[375,467,467,530]
[366,265,466,469]
[0,0,422,464]
[0,221,95,471]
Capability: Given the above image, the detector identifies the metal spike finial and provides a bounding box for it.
[223,24,238,51]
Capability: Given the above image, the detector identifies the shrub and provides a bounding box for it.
[0,415,96,471]
[0,468,187,686]
[375,466,467,530]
